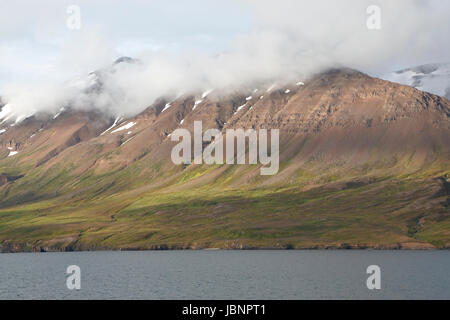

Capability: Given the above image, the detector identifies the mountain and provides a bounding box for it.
[0,68,449,252]
[382,63,450,99]
[0,56,137,127]
[73,55,140,94]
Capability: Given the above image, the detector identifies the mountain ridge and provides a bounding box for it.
[0,67,449,252]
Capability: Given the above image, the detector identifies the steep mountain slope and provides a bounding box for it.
[382,63,450,99]
[0,69,449,252]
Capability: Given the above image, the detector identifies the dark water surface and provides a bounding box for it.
[0,250,449,299]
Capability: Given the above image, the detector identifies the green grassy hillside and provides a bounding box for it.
[1,153,449,252]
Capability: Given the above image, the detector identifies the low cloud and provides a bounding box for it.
[1,0,449,119]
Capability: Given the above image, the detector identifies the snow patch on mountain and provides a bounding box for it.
[266,84,276,92]
[234,104,247,115]
[0,104,12,121]
[53,107,65,119]
[101,116,122,135]
[202,89,213,99]
[111,122,136,133]
[382,63,450,99]
[161,103,171,113]
[15,112,35,124]
[192,100,203,111]
[121,136,135,146]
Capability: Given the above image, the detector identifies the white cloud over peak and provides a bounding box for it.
[0,0,449,119]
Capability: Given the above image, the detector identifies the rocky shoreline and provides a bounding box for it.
[0,241,444,253]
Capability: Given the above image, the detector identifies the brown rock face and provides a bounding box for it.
[2,68,449,181]
[230,69,450,134]
[0,109,112,167]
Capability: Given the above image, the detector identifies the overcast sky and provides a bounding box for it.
[0,0,449,116]
[0,0,253,88]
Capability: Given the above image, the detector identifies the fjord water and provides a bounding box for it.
[0,250,449,300]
